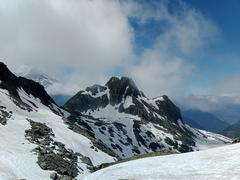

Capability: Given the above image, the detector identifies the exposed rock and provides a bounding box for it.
[232,138,240,144]
[0,62,56,108]
[0,108,11,125]
[37,151,78,177]
[25,120,80,178]
[105,77,142,106]
[64,115,119,159]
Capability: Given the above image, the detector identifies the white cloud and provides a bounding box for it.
[128,50,193,98]
[211,75,240,97]
[1,0,133,91]
[125,0,217,98]
[0,0,218,97]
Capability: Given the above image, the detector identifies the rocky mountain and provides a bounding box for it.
[182,109,230,133]
[0,62,116,180]
[0,63,231,179]
[64,76,230,158]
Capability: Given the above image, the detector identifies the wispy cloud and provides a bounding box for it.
[124,0,218,98]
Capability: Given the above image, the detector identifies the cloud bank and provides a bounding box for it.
[1,0,133,88]
[1,0,218,98]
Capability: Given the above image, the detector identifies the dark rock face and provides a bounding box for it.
[65,77,183,125]
[64,77,144,113]
[154,95,182,124]
[105,77,142,106]
[0,62,55,107]
[64,85,109,113]
[64,76,197,158]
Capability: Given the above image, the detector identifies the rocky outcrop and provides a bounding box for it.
[0,62,55,107]
[0,106,12,125]
[25,119,95,179]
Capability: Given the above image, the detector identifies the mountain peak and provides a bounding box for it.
[106,76,141,105]
[106,76,137,90]
[0,62,16,82]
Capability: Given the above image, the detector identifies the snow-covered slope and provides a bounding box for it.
[64,77,231,158]
[84,143,240,180]
[0,62,115,180]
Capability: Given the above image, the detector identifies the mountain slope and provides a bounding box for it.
[182,115,204,130]
[64,77,230,158]
[84,143,240,180]
[221,120,240,138]
[182,109,230,133]
[0,62,115,180]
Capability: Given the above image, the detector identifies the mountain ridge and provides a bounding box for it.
[64,76,230,158]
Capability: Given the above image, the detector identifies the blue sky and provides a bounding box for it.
[186,0,240,92]
[128,0,240,96]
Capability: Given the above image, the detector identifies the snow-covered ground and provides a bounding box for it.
[84,143,240,180]
[0,89,115,180]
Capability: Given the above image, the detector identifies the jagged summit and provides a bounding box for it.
[106,76,139,92]
[64,76,180,124]
[105,76,142,105]
[0,62,55,106]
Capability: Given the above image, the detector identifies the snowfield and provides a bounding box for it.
[0,89,115,180]
[84,143,240,180]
